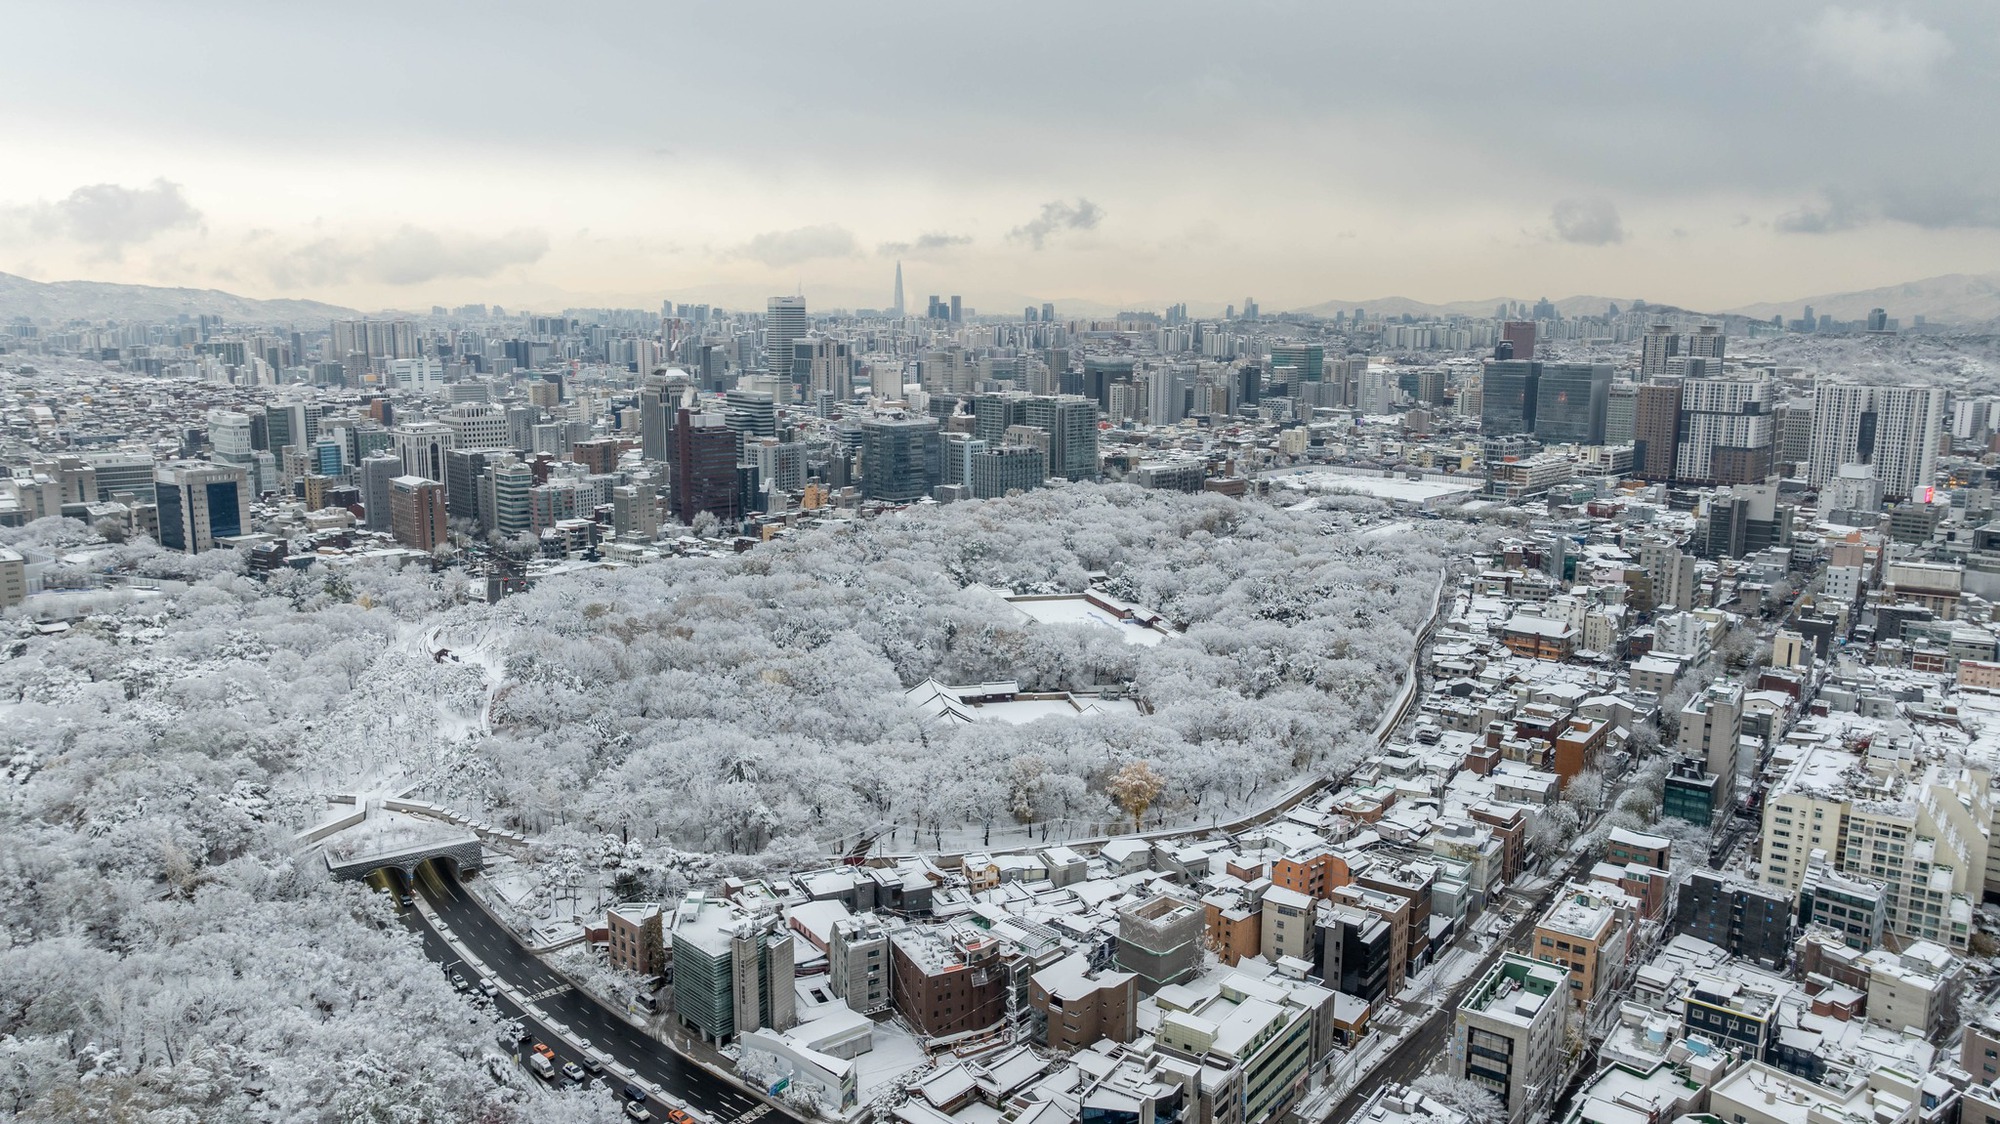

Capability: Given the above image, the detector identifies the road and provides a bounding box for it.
[403,863,794,1124]
[1321,849,1597,1120]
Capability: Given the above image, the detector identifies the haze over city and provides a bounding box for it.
[5,1,2000,313]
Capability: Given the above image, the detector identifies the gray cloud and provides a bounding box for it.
[2,178,202,253]
[730,224,858,267]
[1008,198,1103,249]
[877,231,972,256]
[1805,7,1952,94]
[1778,184,2000,234]
[265,225,548,288]
[1549,198,1625,245]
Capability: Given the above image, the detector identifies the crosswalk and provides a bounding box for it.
[732,1105,773,1124]
[522,984,571,1003]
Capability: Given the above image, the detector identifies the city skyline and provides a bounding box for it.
[4,2,1999,313]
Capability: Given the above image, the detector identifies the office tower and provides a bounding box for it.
[1632,383,1682,481]
[796,337,854,401]
[442,448,501,524]
[388,476,447,552]
[612,483,659,541]
[1022,395,1099,482]
[765,296,808,385]
[310,437,345,478]
[153,460,250,554]
[440,401,509,454]
[1501,320,1537,361]
[673,406,739,526]
[1604,382,1638,445]
[1532,362,1611,445]
[1675,374,1773,485]
[859,417,942,502]
[942,433,985,488]
[751,440,807,494]
[892,262,904,318]
[949,295,962,323]
[480,458,533,537]
[639,378,670,463]
[1041,302,1055,323]
[1082,355,1136,411]
[722,390,777,461]
[1639,324,1678,380]
[359,453,402,531]
[970,393,1029,445]
[1268,343,1324,384]
[970,445,1045,499]
[392,421,454,483]
[1480,360,1541,435]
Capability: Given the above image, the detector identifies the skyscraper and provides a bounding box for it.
[1639,324,1678,380]
[154,460,250,554]
[1501,321,1537,361]
[1532,362,1611,445]
[1808,383,1942,499]
[673,406,740,526]
[1675,374,1773,485]
[1480,360,1540,436]
[892,262,905,318]
[859,417,943,502]
[766,296,808,385]
[388,476,448,552]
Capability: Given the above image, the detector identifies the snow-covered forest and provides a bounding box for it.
[0,483,1463,1117]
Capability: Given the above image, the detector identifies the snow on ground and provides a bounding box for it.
[1269,467,1483,505]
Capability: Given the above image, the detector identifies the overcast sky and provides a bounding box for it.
[2,1,1996,315]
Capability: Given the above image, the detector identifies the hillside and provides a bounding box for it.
[1721,273,2000,326]
[0,271,358,325]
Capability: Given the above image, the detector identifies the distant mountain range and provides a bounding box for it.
[0,271,358,324]
[4,267,1999,331]
[1289,272,2000,328]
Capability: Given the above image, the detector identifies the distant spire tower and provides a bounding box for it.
[893,261,905,317]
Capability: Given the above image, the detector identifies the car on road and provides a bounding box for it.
[479,979,499,997]
[624,1105,653,1123]
[450,973,470,991]
[561,1062,585,1083]
[622,1085,647,1103]
[527,1052,555,1080]
[667,1109,697,1124]
[580,1056,605,1076]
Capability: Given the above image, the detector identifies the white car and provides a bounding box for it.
[561,1061,585,1083]
[479,979,500,997]
[624,1104,653,1122]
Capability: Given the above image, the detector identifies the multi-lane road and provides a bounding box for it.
[402,862,795,1124]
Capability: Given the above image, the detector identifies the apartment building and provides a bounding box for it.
[1452,955,1571,1124]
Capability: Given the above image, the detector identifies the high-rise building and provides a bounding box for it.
[1532,362,1611,445]
[393,421,454,483]
[892,261,905,318]
[480,458,533,538]
[1675,374,1774,484]
[359,453,402,532]
[673,407,739,526]
[153,460,250,554]
[1022,396,1099,481]
[859,416,942,502]
[1631,383,1682,481]
[1268,343,1324,384]
[722,390,777,462]
[388,476,447,552]
[765,296,808,386]
[1639,324,1679,380]
[1480,360,1540,436]
[1501,321,1537,361]
[1604,381,1639,445]
[970,445,1046,499]
[1809,382,1943,499]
